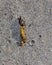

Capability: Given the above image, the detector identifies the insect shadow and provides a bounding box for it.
[10,18,21,46]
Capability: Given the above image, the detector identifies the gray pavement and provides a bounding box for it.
[0,0,52,65]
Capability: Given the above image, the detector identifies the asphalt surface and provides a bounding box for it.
[0,0,52,65]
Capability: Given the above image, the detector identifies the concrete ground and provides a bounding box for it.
[0,0,52,65]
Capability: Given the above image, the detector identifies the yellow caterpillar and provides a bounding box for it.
[18,16,27,47]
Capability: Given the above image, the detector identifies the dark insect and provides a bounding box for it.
[18,16,27,47]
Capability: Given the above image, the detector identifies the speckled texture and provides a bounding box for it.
[0,0,52,65]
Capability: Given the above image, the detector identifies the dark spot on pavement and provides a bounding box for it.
[9,15,13,20]
[0,50,1,53]
[49,9,51,14]
[4,13,7,16]
[7,39,11,43]
[26,64,28,65]
[0,20,1,22]
[28,24,32,27]
[39,35,41,38]
[31,40,35,43]
[2,64,4,65]
[16,42,20,46]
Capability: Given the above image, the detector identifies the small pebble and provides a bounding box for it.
[28,40,35,47]
[31,40,35,43]
[29,41,33,47]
